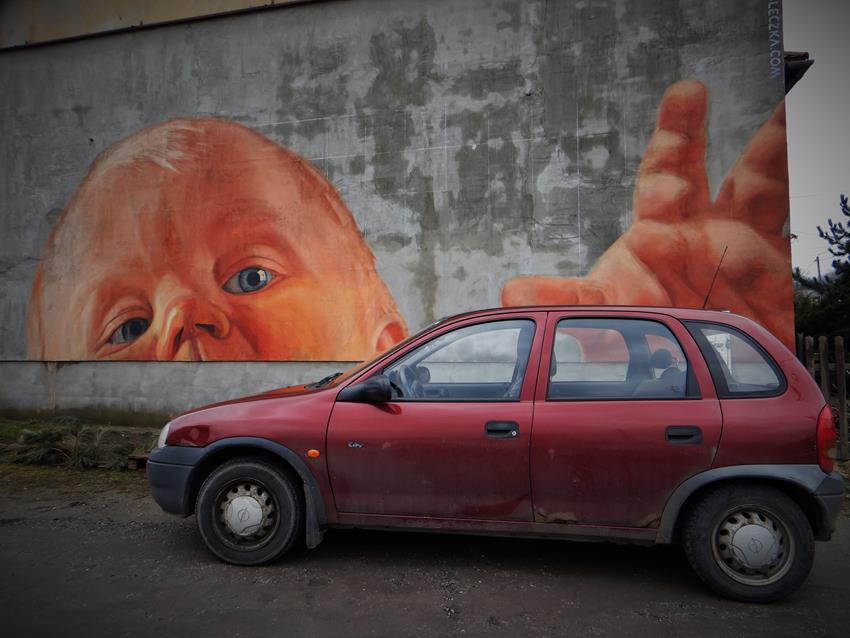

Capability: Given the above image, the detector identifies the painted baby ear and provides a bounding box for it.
[373,319,407,356]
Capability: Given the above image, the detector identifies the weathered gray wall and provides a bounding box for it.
[0,0,785,415]
[0,360,344,421]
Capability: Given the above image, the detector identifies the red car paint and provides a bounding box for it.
[163,306,828,538]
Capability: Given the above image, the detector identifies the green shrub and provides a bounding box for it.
[0,422,134,470]
[2,428,68,465]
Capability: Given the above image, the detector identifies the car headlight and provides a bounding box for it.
[156,422,172,449]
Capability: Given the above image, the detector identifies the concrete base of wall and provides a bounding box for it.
[0,361,348,425]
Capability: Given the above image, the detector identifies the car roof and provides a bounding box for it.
[436,305,748,325]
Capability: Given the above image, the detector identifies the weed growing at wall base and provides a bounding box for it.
[0,417,156,470]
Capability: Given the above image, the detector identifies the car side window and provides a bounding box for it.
[383,319,535,401]
[684,322,785,398]
[548,318,692,400]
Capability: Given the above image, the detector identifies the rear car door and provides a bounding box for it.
[327,312,546,520]
[683,320,802,466]
[530,311,722,528]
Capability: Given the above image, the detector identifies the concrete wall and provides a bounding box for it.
[0,361,345,421]
[0,0,789,417]
[0,0,304,48]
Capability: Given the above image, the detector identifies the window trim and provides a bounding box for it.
[546,316,700,402]
[380,317,538,403]
[683,320,787,399]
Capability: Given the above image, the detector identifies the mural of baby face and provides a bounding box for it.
[27,119,407,361]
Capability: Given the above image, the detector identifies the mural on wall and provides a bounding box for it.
[26,79,792,361]
[503,80,793,348]
[1,0,793,362]
[26,120,407,361]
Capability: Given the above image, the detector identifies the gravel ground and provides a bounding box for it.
[0,464,848,637]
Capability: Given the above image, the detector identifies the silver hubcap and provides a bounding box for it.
[217,482,276,547]
[712,507,793,586]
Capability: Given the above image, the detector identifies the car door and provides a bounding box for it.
[683,320,800,466]
[530,312,722,529]
[327,312,546,521]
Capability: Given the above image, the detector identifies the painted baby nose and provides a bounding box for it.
[154,288,231,361]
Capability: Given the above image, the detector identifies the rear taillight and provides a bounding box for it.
[816,405,837,473]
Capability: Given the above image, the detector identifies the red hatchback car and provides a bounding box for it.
[147,306,843,603]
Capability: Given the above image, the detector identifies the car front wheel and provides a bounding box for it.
[196,458,302,565]
[682,484,814,603]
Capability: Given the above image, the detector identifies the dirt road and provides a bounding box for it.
[0,465,848,637]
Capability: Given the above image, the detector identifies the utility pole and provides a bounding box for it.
[816,255,822,282]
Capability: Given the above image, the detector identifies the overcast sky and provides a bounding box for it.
[784,0,850,276]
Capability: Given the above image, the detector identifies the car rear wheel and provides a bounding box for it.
[682,484,814,603]
[196,458,302,565]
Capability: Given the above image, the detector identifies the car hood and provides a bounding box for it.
[172,383,322,419]
[163,379,340,447]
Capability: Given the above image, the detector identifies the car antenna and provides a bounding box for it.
[701,245,728,310]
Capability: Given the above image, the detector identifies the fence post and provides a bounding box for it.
[805,336,815,377]
[818,336,830,402]
[836,336,848,461]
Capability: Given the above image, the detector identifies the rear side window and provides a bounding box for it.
[548,318,695,400]
[684,322,785,398]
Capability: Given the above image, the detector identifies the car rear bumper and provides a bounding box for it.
[814,471,846,540]
[147,446,206,517]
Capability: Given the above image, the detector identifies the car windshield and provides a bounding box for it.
[318,318,447,388]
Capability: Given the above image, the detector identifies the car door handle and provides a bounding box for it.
[665,425,702,445]
[485,421,519,438]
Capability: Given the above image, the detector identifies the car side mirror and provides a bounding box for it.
[337,374,392,404]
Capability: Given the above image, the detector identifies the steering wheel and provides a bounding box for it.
[399,365,425,399]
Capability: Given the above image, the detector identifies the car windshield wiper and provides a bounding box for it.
[308,372,343,389]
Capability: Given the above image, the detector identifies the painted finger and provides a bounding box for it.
[714,100,789,235]
[635,80,710,222]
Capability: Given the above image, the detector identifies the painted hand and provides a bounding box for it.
[501,80,793,348]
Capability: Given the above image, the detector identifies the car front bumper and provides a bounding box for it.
[147,446,206,517]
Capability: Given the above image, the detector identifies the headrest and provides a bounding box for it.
[650,348,674,369]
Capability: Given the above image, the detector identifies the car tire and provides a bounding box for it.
[682,484,814,603]
[196,458,303,566]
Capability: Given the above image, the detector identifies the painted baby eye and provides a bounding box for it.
[223,267,274,294]
[108,317,150,345]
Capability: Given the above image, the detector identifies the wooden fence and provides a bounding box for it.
[797,334,849,461]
